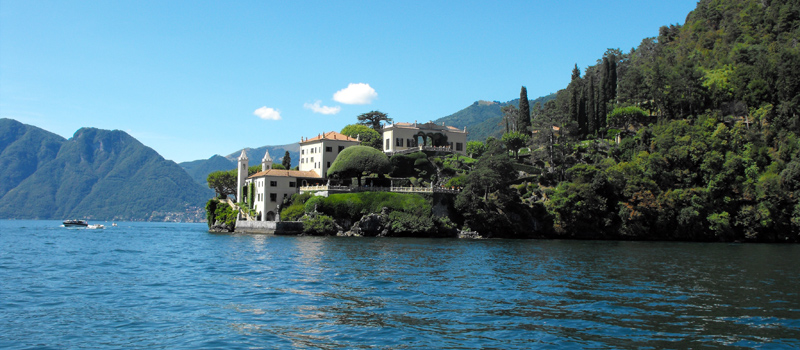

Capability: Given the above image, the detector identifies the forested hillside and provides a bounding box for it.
[0,120,211,221]
[0,119,65,199]
[505,0,800,242]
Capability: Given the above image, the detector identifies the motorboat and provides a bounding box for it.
[63,219,88,227]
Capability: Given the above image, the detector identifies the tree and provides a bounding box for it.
[518,86,532,132]
[357,110,392,131]
[466,141,486,158]
[502,131,530,160]
[454,144,517,233]
[340,124,382,150]
[282,151,291,169]
[207,169,236,199]
[327,145,391,186]
[607,106,648,130]
[501,105,519,133]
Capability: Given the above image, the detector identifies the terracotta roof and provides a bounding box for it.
[301,131,359,144]
[248,169,321,179]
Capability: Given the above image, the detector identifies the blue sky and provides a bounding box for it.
[1,0,698,163]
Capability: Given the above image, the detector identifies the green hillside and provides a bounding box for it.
[0,122,212,221]
[0,118,65,198]
[180,155,236,186]
[512,0,800,241]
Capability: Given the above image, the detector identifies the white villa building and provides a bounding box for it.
[380,121,468,155]
[299,131,361,178]
[236,124,468,222]
[238,131,360,222]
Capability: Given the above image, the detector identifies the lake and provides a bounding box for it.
[1,220,798,349]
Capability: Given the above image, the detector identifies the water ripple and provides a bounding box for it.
[1,221,799,349]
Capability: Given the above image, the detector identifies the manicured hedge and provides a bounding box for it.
[304,192,431,223]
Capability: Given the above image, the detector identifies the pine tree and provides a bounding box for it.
[518,86,531,132]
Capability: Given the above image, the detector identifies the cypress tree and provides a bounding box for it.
[587,73,596,134]
[518,86,531,132]
[282,151,291,169]
[572,64,581,81]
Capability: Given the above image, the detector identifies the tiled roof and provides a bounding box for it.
[248,169,321,179]
[301,131,359,144]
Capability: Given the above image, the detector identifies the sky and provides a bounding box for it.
[0,0,699,163]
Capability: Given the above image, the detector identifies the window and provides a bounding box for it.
[456,142,463,151]
[338,146,345,153]
[270,193,277,202]
[327,161,330,168]
[326,146,332,152]
[283,193,288,199]
[385,138,390,150]
[301,149,305,155]
[289,182,296,187]
[270,181,277,187]
[311,157,314,162]
[396,138,402,147]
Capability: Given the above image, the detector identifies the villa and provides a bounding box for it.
[380,121,468,155]
[237,122,467,222]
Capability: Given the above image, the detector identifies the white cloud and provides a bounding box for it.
[303,100,341,115]
[253,106,282,120]
[333,83,378,105]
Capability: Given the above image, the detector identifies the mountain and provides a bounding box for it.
[180,155,236,186]
[0,119,211,221]
[433,93,556,142]
[179,143,300,187]
[0,119,65,199]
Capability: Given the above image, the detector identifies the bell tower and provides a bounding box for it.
[261,150,273,171]
[236,149,249,202]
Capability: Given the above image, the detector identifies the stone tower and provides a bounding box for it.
[236,149,248,202]
[261,150,273,171]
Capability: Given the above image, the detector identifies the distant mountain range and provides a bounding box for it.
[0,118,211,221]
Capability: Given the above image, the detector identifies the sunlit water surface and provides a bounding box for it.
[1,220,798,349]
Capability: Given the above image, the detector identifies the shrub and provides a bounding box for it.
[281,204,305,221]
[307,192,432,223]
[213,202,237,229]
[388,211,435,236]
[205,199,219,228]
[302,214,338,235]
[445,175,467,188]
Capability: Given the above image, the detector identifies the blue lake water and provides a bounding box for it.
[1,220,798,349]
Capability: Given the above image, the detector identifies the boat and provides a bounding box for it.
[63,219,88,227]
[87,224,105,229]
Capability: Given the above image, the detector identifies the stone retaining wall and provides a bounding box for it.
[235,220,304,235]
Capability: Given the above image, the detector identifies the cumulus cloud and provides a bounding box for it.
[333,83,378,105]
[303,100,341,115]
[253,106,282,120]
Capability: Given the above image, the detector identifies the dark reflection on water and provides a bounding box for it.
[1,221,798,349]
